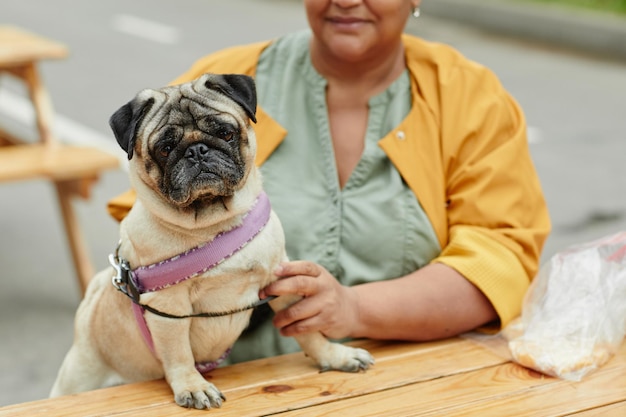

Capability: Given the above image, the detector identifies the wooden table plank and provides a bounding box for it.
[420,343,626,417]
[568,401,626,417]
[0,338,505,417]
[279,361,559,416]
[1,339,622,417]
[112,338,506,417]
[276,343,626,417]
[0,25,68,66]
[0,144,119,182]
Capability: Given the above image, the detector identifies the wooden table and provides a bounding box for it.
[1,337,624,416]
[0,25,119,294]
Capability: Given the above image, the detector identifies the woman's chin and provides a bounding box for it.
[320,37,373,63]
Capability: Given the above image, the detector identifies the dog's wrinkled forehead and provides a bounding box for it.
[109,73,257,160]
[142,74,256,133]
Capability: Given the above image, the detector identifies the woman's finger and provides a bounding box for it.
[261,274,319,298]
[272,296,320,330]
[274,260,321,278]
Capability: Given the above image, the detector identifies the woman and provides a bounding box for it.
[108,0,551,363]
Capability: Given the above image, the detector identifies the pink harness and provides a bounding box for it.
[109,192,272,373]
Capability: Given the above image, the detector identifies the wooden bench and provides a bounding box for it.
[0,337,624,416]
[0,26,119,295]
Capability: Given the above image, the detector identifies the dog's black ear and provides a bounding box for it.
[204,74,257,123]
[109,97,155,160]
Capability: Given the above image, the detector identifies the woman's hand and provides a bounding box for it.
[260,262,498,342]
[259,261,359,340]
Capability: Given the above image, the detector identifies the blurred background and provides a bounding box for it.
[1,0,625,407]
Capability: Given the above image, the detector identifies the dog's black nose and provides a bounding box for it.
[185,143,210,162]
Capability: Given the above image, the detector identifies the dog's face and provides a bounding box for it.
[109,73,257,208]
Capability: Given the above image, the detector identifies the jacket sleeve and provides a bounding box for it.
[433,61,551,327]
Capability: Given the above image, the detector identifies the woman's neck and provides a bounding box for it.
[309,39,406,96]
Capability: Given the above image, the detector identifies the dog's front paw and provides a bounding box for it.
[173,381,225,410]
[316,343,375,373]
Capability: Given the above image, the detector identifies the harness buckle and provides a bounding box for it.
[109,243,140,302]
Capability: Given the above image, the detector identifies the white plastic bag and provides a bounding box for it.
[505,231,626,381]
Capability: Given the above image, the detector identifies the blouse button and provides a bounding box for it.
[396,131,406,140]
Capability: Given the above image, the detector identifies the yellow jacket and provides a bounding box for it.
[108,34,551,327]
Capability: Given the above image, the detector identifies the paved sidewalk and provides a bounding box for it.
[423,0,626,61]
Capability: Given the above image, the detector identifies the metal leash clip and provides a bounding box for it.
[108,242,139,302]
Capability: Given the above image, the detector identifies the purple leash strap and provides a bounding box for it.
[133,192,272,292]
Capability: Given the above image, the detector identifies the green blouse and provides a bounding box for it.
[227,31,440,363]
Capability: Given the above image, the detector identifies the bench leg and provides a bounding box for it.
[19,62,56,145]
[55,179,97,296]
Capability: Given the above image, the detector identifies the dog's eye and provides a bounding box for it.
[215,128,234,141]
[158,143,174,158]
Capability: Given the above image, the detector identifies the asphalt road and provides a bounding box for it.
[1,0,625,407]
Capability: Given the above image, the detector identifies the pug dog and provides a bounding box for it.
[49,73,373,410]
